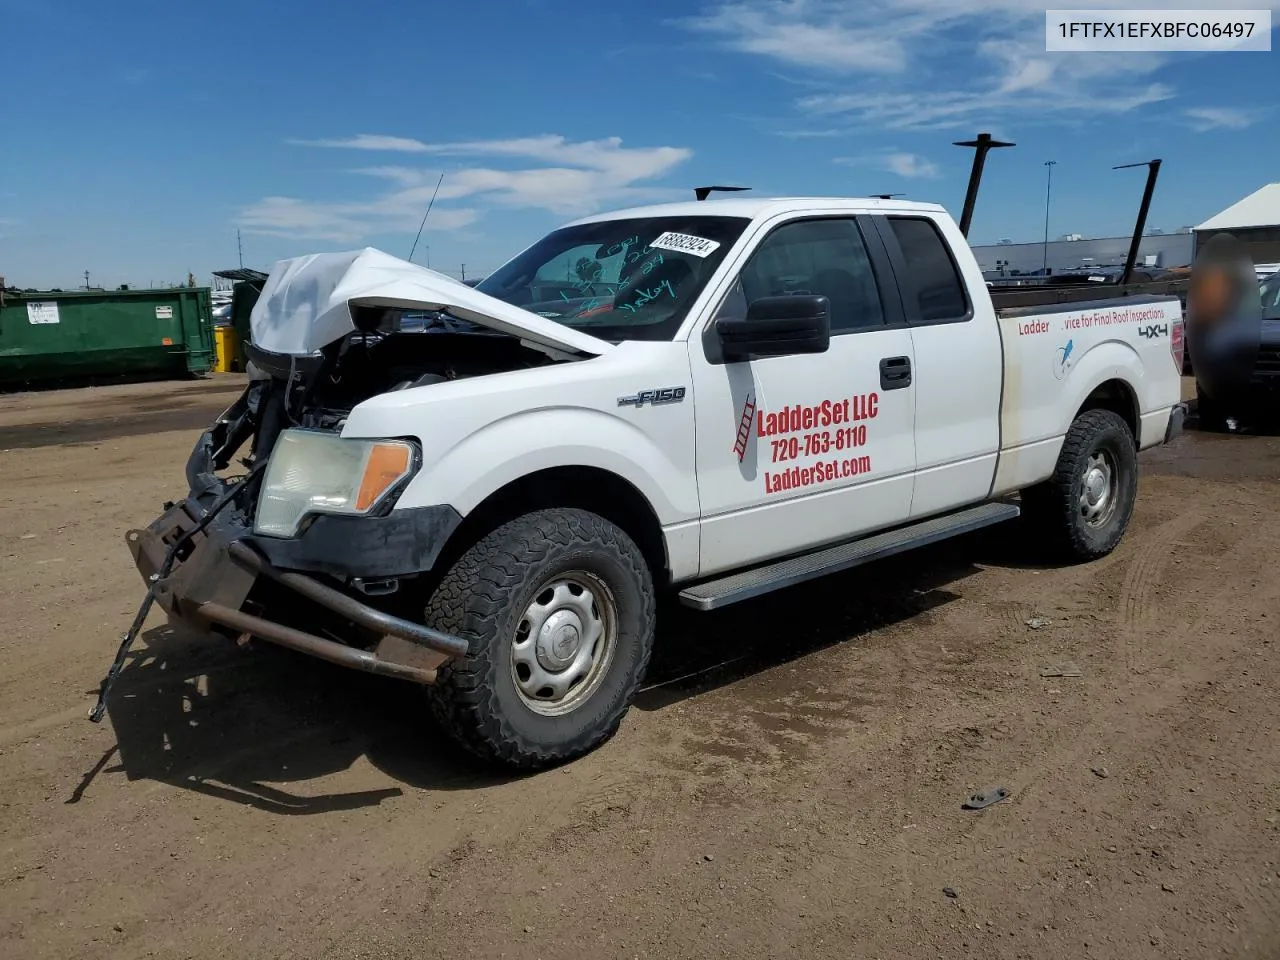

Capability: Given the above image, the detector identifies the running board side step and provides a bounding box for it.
[678,501,1020,611]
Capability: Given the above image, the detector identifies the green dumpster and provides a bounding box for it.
[0,286,215,385]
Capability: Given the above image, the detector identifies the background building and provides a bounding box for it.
[971,232,1193,279]
[1194,182,1280,276]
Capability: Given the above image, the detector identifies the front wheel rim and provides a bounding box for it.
[1079,449,1118,527]
[509,571,619,717]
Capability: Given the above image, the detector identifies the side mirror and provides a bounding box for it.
[715,294,830,361]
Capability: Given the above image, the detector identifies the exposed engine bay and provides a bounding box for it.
[206,311,565,475]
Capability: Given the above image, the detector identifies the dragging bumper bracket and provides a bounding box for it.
[199,602,444,684]
[113,498,470,707]
[224,540,469,659]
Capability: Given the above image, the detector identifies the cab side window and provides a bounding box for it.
[885,217,970,323]
[714,218,886,333]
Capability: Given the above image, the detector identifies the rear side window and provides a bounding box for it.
[887,217,969,323]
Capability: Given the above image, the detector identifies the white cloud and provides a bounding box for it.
[884,152,940,178]
[241,135,693,242]
[678,2,908,72]
[798,82,1174,130]
[775,127,848,138]
[238,196,479,244]
[326,134,690,188]
[291,134,432,152]
[1183,107,1258,131]
[678,0,1280,131]
[353,166,433,187]
[835,151,940,178]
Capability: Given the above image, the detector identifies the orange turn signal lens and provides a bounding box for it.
[355,442,413,511]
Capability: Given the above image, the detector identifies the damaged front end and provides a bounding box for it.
[93,337,492,720]
[92,246,608,721]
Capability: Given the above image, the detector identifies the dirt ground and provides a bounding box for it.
[1,375,1277,960]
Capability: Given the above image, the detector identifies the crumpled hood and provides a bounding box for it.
[248,247,612,357]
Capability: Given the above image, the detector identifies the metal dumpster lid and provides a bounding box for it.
[212,268,269,282]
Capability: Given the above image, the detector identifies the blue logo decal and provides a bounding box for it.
[1053,339,1074,380]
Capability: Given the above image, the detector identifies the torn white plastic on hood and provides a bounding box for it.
[248,247,612,357]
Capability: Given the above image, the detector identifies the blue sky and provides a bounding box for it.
[1,0,1276,289]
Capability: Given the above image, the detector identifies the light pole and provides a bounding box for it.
[1042,160,1057,276]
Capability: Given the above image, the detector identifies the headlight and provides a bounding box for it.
[254,429,416,538]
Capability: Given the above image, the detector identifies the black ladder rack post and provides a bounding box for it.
[952,133,1016,239]
[694,185,751,201]
[1113,159,1162,286]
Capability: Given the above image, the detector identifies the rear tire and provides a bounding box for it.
[1020,409,1138,562]
[424,508,655,770]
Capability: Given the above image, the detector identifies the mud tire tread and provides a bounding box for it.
[1021,409,1138,562]
[424,508,655,770]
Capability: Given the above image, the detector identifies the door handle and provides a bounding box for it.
[879,356,912,390]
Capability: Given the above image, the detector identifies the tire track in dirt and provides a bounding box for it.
[1119,512,1209,630]
[5,396,1280,960]
[799,495,1268,787]
[767,509,1280,957]
[0,704,92,749]
[0,404,233,449]
[1138,674,1280,933]
[1114,480,1269,678]
[970,519,1280,821]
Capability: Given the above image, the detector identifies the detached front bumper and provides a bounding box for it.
[126,489,469,686]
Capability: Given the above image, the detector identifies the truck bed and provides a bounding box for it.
[990,277,1189,316]
[988,285,1184,501]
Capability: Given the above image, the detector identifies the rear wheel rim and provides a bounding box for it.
[1079,449,1117,527]
[510,571,618,717]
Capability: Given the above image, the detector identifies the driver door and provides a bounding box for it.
[688,215,917,576]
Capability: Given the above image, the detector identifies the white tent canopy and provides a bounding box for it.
[1196,183,1280,232]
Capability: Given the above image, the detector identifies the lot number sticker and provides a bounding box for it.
[26,302,60,325]
[649,231,721,258]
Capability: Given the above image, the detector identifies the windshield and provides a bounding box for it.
[474,215,750,341]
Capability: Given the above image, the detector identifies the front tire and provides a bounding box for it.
[1021,409,1138,561]
[425,508,656,770]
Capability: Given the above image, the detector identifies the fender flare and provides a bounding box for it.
[1059,339,1143,438]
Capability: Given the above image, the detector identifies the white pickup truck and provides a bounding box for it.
[118,196,1187,768]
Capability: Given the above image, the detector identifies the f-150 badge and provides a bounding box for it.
[617,386,687,407]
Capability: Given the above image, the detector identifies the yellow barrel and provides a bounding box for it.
[213,325,239,373]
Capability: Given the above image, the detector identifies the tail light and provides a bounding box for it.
[1171,319,1185,372]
